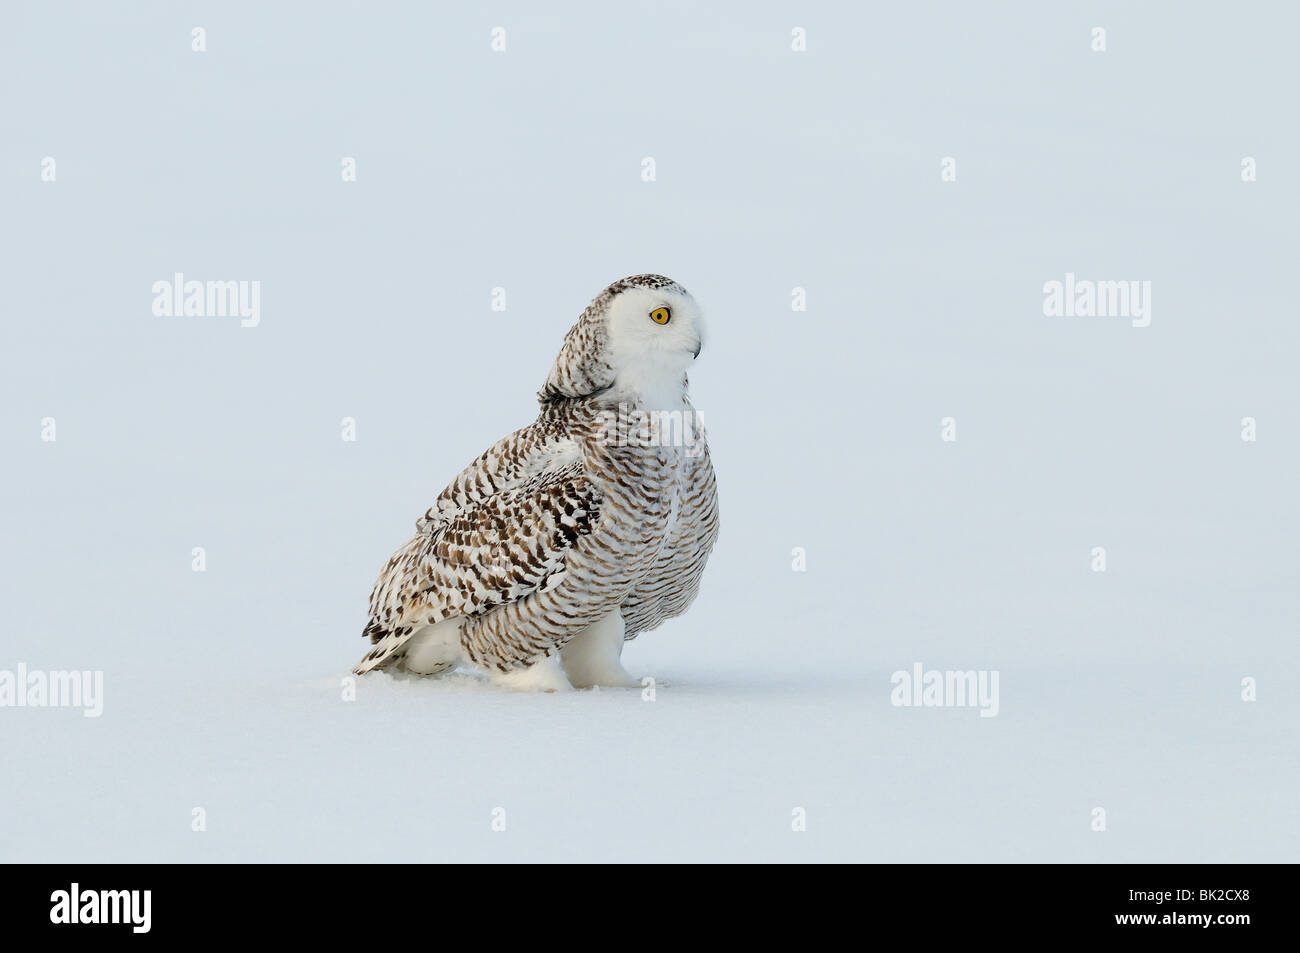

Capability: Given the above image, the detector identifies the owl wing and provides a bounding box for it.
[353,430,602,674]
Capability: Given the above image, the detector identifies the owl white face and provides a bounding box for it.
[603,285,705,382]
[538,276,705,405]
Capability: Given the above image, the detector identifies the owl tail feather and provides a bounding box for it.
[352,621,408,675]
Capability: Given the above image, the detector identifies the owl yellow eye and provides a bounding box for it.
[650,307,671,325]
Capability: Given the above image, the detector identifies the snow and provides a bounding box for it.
[2,1,1297,862]
[3,658,1290,862]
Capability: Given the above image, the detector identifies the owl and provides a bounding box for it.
[353,275,720,690]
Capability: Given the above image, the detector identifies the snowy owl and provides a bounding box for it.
[353,274,720,691]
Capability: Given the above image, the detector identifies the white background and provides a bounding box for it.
[2,1,1296,861]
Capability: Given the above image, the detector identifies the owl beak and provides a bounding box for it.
[692,340,702,359]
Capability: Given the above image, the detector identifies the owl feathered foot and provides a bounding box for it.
[490,653,572,693]
[561,610,639,689]
[401,618,466,676]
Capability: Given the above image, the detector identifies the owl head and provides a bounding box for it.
[539,275,704,403]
